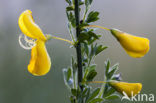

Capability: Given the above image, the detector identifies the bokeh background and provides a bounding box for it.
[0,0,155,103]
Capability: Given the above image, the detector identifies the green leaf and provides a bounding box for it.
[79,32,90,42]
[86,88,100,103]
[83,64,96,83]
[105,94,120,100]
[85,0,93,7]
[66,12,76,27]
[71,57,77,73]
[79,1,84,5]
[71,89,77,96]
[79,31,99,43]
[80,22,89,28]
[107,64,118,79]
[67,67,72,81]
[70,96,75,103]
[62,69,73,88]
[82,87,89,97]
[65,0,72,4]
[88,31,99,39]
[85,87,91,102]
[86,11,99,23]
[88,64,96,71]
[86,70,97,81]
[89,98,103,103]
[103,83,109,98]
[105,59,110,77]
[103,87,116,98]
[84,43,89,56]
[95,45,108,56]
[66,6,74,11]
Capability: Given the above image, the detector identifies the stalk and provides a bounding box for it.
[74,0,83,102]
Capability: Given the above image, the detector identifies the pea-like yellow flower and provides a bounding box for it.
[109,80,142,97]
[110,29,150,58]
[18,10,51,76]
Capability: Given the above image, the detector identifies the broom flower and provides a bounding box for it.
[109,80,142,97]
[84,25,150,58]
[110,29,150,58]
[18,10,51,76]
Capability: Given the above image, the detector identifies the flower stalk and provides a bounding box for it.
[84,25,110,31]
[46,34,74,45]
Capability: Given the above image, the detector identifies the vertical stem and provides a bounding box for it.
[74,0,83,102]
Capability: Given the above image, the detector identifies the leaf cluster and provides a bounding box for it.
[64,0,123,103]
[103,60,121,100]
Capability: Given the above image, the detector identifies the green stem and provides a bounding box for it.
[74,0,83,102]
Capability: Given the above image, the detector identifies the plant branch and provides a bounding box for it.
[74,0,83,102]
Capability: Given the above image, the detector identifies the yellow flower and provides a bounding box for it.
[110,29,150,58]
[109,81,142,97]
[18,10,46,41]
[18,10,51,76]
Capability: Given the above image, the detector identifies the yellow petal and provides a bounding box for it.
[28,40,51,76]
[18,10,46,41]
[109,81,142,97]
[111,29,150,58]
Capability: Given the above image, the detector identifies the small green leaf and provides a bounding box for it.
[63,69,73,88]
[66,6,74,11]
[86,88,100,103]
[105,60,110,76]
[107,64,118,79]
[103,83,109,98]
[82,87,89,97]
[79,32,90,42]
[66,12,76,27]
[85,0,93,7]
[79,1,84,5]
[86,11,99,23]
[84,43,89,56]
[89,98,103,103]
[86,70,97,81]
[79,31,99,43]
[89,64,96,71]
[95,45,108,56]
[71,57,77,73]
[105,94,120,100]
[88,31,99,39]
[67,68,72,81]
[85,87,91,102]
[83,64,96,83]
[80,22,89,28]
[71,89,77,96]
[65,0,72,5]
[103,87,116,98]
[70,96,75,103]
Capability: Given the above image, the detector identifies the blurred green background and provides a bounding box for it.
[0,0,155,103]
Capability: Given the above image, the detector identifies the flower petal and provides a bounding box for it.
[109,81,142,97]
[18,10,46,41]
[28,40,51,76]
[111,29,150,58]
